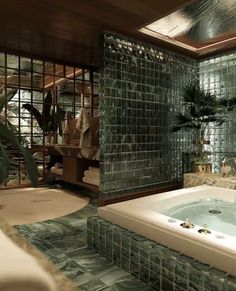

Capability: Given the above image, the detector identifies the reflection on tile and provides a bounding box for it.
[87,216,236,291]
[100,31,198,199]
[200,53,236,173]
[16,204,153,291]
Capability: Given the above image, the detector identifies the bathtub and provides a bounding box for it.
[98,185,236,276]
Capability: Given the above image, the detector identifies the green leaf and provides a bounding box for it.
[0,143,10,185]
[0,123,38,187]
[0,123,20,146]
[22,103,44,129]
[173,83,236,136]
[19,146,38,187]
[218,97,236,111]
[43,91,52,117]
[0,89,17,114]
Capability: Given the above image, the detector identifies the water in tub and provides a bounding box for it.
[161,198,236,236]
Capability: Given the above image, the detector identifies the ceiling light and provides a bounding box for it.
[145,11,193,38]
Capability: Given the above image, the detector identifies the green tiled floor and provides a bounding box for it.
[15,204,154,291]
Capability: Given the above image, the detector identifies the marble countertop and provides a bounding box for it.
[184,173,236,189]
[0,217,78,291]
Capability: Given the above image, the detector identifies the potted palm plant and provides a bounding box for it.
[172,83,236,173]
[23,92,65,143]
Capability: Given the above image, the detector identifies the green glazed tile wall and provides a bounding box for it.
[100,32,198,199]
[199,52,236,173]
[87,216,236,291]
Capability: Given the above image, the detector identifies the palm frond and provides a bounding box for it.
[183,84,201,104]
[53,106,66,136]
[0,89,17,113]
[200,116,224,124]
[175,83,236,136]
[198,106,217,117]
[173,113,193,125]
[43,92,52,117]
[171,113,200,132]
[0,144,10,185]
[189,104,198,117]
[218,97,236,111]
[0,123,38,187]
[19,146,38,186]
[23,103,44,129]
[22,91,65,136]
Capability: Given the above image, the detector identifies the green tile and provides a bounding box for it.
[188,280,204,291]
[113,243,121,266]
[174,284,187,291]
[16,205,152,291]
[110,278,154,291]
[162,276,175,291]
[101,31,198,199]
[174,274,188,290]
[203,272,225,291]
[175,259,190,280]
[224,278,236,291]
[140,266,150,284]
[189,260,210,286]
[149,271,161,290]
[162,268,174,282]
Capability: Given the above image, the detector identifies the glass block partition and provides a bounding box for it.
[100,32,198,199]
[199,52,236,173]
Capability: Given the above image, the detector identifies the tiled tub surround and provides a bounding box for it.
[97,185,236,276]
[100,31,198,200]
[87,216,236,291]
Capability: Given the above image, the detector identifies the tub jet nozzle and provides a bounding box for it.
[180,218,195,229]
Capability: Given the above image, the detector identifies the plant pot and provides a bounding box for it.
[195,162,212,174]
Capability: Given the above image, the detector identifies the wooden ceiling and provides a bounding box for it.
[0,0,194,67]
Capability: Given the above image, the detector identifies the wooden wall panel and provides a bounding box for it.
[0,0,194,65]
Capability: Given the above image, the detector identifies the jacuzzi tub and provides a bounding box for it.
[98,185,236,276]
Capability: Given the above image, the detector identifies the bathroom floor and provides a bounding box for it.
[15,203,154,291]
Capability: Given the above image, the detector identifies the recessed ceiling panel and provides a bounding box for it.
[139,0,236,54]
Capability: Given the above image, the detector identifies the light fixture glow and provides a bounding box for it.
[145,11,193,38]
[139,0,236,54]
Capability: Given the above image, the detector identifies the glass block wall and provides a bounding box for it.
[0,52,98,188]
[100,32,198,199]
[199,52,236,173]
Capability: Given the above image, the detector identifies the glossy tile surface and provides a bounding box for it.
[87,216,236,291]
[15,204,154,291]
[200,52,236,173]
[100,32,198,199]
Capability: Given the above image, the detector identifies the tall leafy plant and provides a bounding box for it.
[23,92,65,137]
[172,83,236,162]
